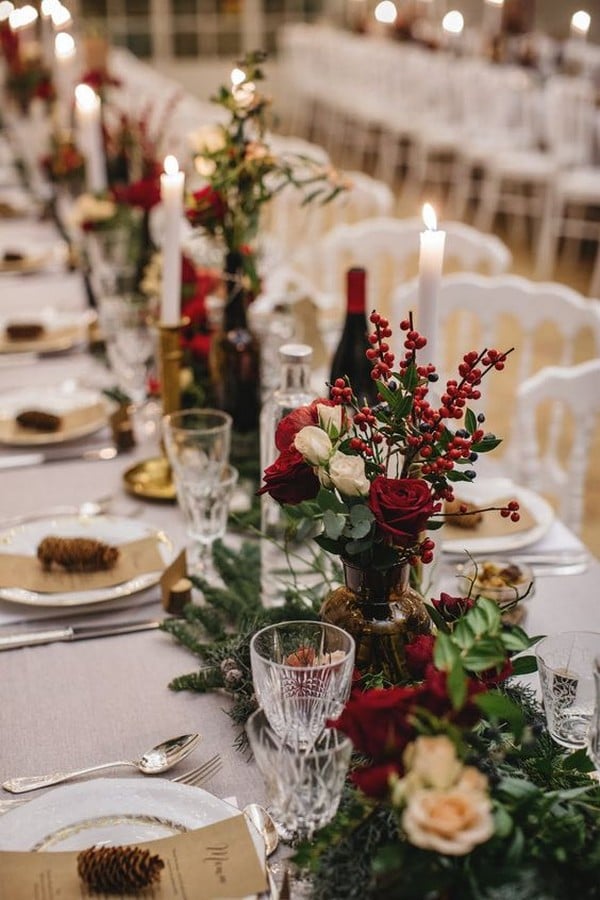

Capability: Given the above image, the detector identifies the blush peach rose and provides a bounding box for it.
[402,783,494,856]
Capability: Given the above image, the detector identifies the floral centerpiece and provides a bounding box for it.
[294,590,600,900]
[185,50,345,298]
[259,311,519,679]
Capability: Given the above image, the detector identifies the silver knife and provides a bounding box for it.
[0,446,118,470]
[0,619,163,651]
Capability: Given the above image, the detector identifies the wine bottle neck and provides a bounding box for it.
[346,267,367,316]
[224,251,248,330]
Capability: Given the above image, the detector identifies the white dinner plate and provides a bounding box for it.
[0,515,175,606]
[0,308,92,354]
[441,477,555,555]
[0,778,264,863]
[0,382,108,446]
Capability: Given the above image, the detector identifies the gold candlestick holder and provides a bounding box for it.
[122,319,189,502]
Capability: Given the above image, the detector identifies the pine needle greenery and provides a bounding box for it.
[161,540,321,746]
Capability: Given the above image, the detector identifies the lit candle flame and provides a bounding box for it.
[230,67,246,86]
[75,83,99,111]
[422,202,437,231]
[51,4,72,28]
[9,4,38,29]
[571,10,591,34]
[374,0,397,24]
[442,10,464,34]
[41,0,60,15]
[0,1,14,23]
[55,31,75,58]
[164,155,179,176]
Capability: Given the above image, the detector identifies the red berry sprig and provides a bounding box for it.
[366,311,395,382]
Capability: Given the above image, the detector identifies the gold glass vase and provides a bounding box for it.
[320,559,431,684]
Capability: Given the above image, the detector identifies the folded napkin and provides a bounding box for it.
[0,536,164,593]
[0,813,266,900]
[0,403,106,443]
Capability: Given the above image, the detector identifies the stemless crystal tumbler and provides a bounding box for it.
[250,621,355,745]
[246,707,352,841]
[163,409,233,577]
[536,631,600,749]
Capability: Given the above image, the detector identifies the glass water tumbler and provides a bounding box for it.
[250,621,355,746]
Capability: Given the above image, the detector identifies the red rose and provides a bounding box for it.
[113,177,161,211]
[432,592,475,622]
[186,186,226,227]
[353,763,399,799]
[368,476,435,547]
[405,634,435,678]
[330,685,419,761]
[480,658,513,685]
[187,333,211,360]
[275,398,337,452]
[257,447,319,505]
[181,255,197,284]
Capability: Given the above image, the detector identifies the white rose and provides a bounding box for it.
[70,194,116,229]
[403,736,463,791]
[328,451,369,497]
[294,426,332,465]
[188,124,225,156]
[402,785,494,856]
[317,403,343,438]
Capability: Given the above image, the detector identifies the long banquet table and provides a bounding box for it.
[0,58,599,842]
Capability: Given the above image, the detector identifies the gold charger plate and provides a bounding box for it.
[123,456,177,502]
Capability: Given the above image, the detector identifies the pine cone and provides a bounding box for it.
[16,410,62,432]
[37,537,119,573]
[77,845,164,894]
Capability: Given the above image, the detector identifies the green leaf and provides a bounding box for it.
[493,805,514,838]
[475,691,525,739]
[462,637,506,671]
[502,628,533,653]
[447,660,467,709]
[472,436,502,453]
[510,655,538,676]
[349,504,373,524]
[465,408,477,435]
[451,617,475,650]
[497,775,540,802]
[562,748,596,773]
[434,631,460,670]
[323,509,346,540]
[314,534,342,555]
[345,538,372,555]
[317,487,347,514]
[467,597,502,636]
[424,602,450,634]
[348,519,372,540]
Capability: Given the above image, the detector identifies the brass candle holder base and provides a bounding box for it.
[122,318,188,502]
[123,455,176,502]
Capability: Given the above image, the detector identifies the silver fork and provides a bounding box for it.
[170,754,222,786]
[0,755,223,815]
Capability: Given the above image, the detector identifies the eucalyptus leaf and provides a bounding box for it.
[323,509,346,540]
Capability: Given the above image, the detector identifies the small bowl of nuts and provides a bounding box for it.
[457,558,534,623]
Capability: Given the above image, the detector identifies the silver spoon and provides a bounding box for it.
[243,803,279,856]
[244,804,280,898]
[3,733,201,794]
